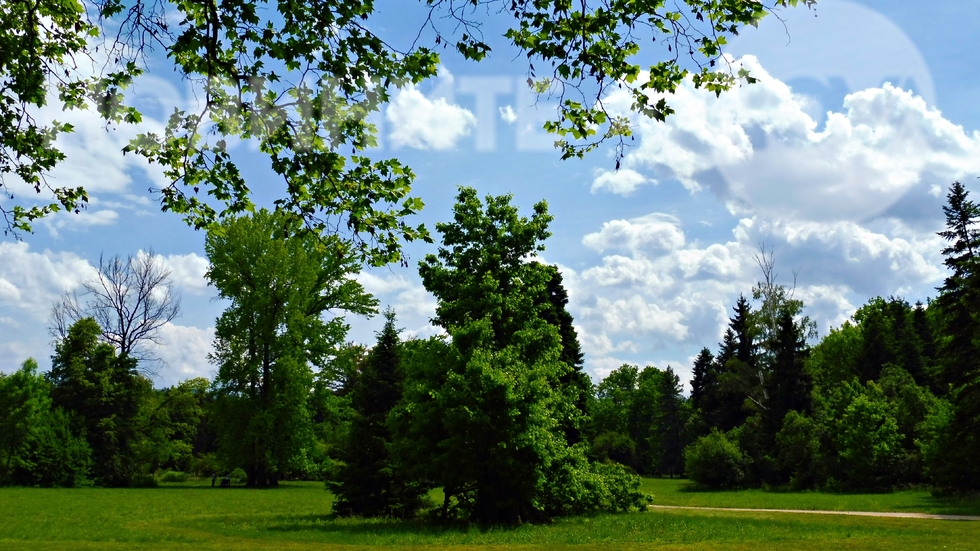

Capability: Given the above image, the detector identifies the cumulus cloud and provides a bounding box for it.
[152,251,211,295]
[386,70,477,150]
[568,209,947,387]
[591,168,650,195]
[596,56,980,223]
[0,242,96,321]
[151,323,216,386]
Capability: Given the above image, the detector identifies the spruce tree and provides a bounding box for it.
[535,264,591,443]
[929,182,980,491]
[329,309,425,518]
[713,296,756,431]
[762,310,812,461]
[936,181,980,390]
[689,348,715,413]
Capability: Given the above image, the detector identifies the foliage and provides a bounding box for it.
[206,208,376,486]
[48,318,147,487]
[926,181,980,492]
[826,381,903,491]
[404,188,644,524]
[773,411,821,489]
[1,0,812,238]
[0,359,92,487]
[684,429,745,490]
[132,378,209,475]
[329,309,427,518]
[157,470,189,483]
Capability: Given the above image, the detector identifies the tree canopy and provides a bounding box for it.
[2,0,813,245]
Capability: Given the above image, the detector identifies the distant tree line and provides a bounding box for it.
[2,182,979,522]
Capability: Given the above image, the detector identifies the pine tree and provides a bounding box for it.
[535,264,591,444]
[929,181,980,491]
[329,309,425,518]
[689,348,715,412]
[713,296,756,431]
[763,311,812,449]
[650,366,686,478]
[936,182,980,389]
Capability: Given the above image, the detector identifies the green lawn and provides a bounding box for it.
[1,480,978,550]
[641,477,980,516]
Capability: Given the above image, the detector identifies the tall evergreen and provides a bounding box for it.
[929,182,980,491]
[763,310,812,451]
[329,309,425,518]
[650,367,686,478]
[713,296,756,431]
[535,263,591,443]
[689,348,715,413]
[935,181,980,389]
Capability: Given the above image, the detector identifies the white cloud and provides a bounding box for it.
[596,56,980,223]
[499,105,518,124]
[590,168,650,195]
[0,242,96,321]
[151,323,215,386]
[152,251,211,295]
[386,71,477,150]
[583,213,685,255]
[569,209,947,385]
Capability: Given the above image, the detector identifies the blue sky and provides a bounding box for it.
[2,0,979,388]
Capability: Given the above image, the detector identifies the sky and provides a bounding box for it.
[2,0,980,389]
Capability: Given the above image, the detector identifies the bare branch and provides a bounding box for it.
[47,250,181,376]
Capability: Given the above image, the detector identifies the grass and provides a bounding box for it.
[0,479,978,550]
[641,477,980,516]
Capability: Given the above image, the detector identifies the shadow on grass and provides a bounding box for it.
[149,482,320,491]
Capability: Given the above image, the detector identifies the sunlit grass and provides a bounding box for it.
[0,480,978,550]
[641,477,980,516]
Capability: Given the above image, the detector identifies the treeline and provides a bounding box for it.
[2,182,980,520]
[0,188,647,525]
[586,181,980,494]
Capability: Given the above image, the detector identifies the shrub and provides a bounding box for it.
[229,467,247,485]
[684,430,746,489]
[158,470,189,483]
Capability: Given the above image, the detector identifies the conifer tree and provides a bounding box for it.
[713,296,756,431]
[329,309,425,518]
[535,264,591,443]
[762,310,812,454]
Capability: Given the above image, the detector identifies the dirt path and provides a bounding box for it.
[650,504,980,521]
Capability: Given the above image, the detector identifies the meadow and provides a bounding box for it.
[2,479,979,550]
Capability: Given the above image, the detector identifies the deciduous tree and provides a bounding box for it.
[206,209,376,486]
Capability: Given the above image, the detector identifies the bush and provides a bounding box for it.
[157,470,189,483]
[229,467,247,485]
[684,430,746,489]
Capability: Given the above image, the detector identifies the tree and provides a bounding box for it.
[927,181,980,492]
[647,366,687,478]
[935,181,980,390]
[131,377,210,476]
[711,296,757,431]
[50,251,181,371]
[404,188,646,524]
[535,264,591,443]
[329,309,426,518]
[206,209,376,487]
[762,311,811,438]
[0,360,92,487]
[591,364,641,470]
[48,317,147,486]
[2,0,813,238]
